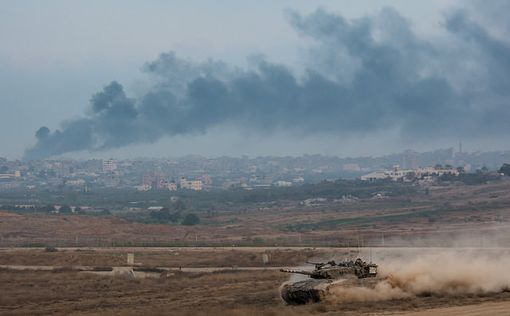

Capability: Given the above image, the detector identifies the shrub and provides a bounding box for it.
[182,213,200,226]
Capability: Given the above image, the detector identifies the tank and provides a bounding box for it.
[280,258,378,305]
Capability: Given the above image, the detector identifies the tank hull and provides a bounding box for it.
[280,279,331,305]
[281,277,383,305]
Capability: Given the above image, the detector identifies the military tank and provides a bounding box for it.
[280,258,378,305]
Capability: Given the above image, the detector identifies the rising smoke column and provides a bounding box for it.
[24,6,510,160]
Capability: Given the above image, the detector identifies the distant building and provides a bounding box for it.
[415,166,459,177]
[66,179,86,186]
[292,176,305,184]
[360,166,414,181]
[179,177,189,189]
[360,171,390,181]
[142,173,154,186]
[157,178,168,190]
[167,182,177,191]
[360,165,459,181]
[188,180,203,191]
[102,159,117,172]
[200,174,213,186]
[135,184,151,191]
[0,174,15,180]
[180,177,203,191]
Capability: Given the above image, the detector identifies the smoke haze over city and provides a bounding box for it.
[1,1,510,159]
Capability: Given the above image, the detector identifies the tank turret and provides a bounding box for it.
[280,258,377,280]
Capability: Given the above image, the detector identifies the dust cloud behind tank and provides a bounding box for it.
[280,258,378,305]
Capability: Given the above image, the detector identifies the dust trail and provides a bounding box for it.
[325,250,510,303]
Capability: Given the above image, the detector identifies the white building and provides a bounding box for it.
[292,176,305,184]
[66,179,86,186]
[135,184,151,191]
[361,165,459,181]
[360,171,390,181]
[275,180,292,187]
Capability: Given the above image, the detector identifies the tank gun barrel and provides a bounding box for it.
[280,268,314,276]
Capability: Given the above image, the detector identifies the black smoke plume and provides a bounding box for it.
[24,6,510,160]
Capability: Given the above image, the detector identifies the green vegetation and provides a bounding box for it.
[439,171,500,185]
[59,205,72,214]
[499,163,510,176]
[0,179,417,214]
[149,208,182,224]
[181,213,200,226]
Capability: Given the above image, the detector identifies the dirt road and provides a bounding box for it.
[396,300,510,316]
[0,264,289,272]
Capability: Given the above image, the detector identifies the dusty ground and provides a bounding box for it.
[1,248,510,315]
[395,301,510,316]
[1,268,510,316]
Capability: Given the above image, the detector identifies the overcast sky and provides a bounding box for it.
[1,0,509,159]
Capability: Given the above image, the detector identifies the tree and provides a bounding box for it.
[59,205,72,214]
[150,207,182,223]
[181,213,200,226]
[168,210,182,223]
[150,207,170,222]
[499,163,510,176]
[173,200,186,211]
[39,204,56,213]
[404,171,416,182]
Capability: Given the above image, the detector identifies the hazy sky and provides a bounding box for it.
[1,0,509,159]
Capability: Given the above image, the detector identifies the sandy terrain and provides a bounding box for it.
[396,300,510,316]
[1,268,509,316]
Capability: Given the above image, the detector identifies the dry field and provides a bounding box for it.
[0,247,337,267]
[1,260,510,315]
[2,182,510,314]
[2,181,510,248]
